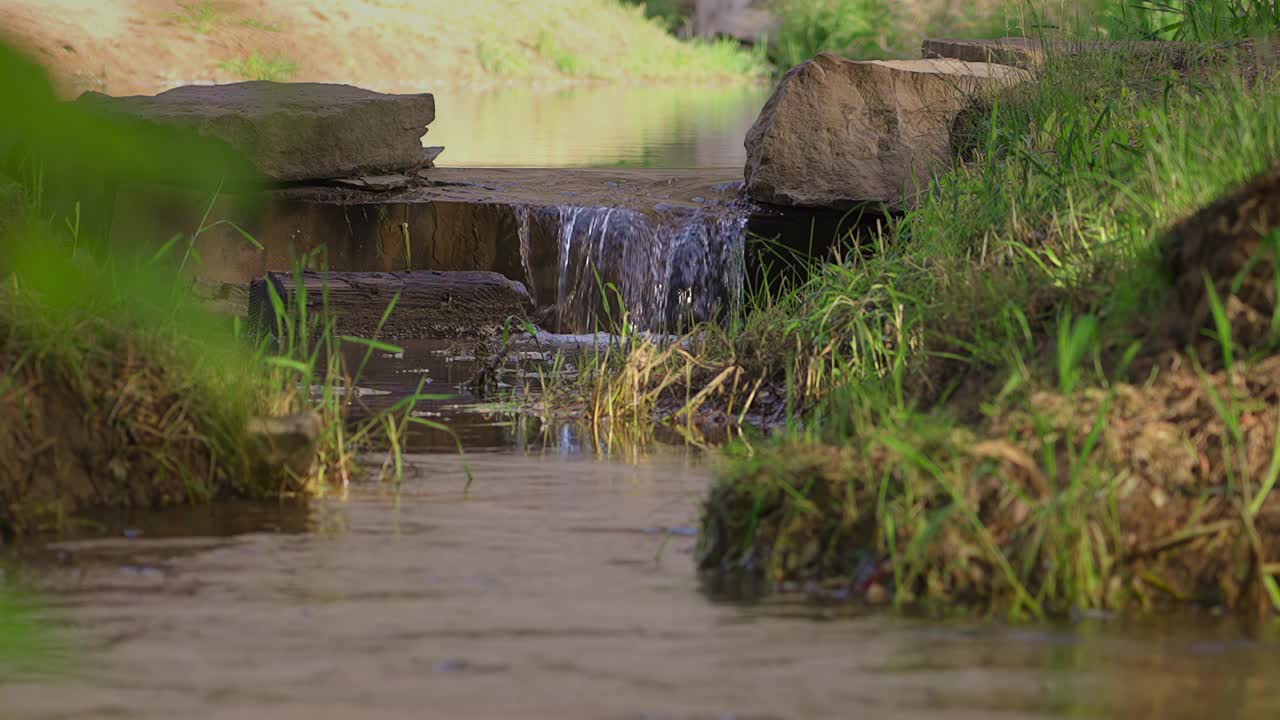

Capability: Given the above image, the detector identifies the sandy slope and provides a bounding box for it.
[0,0,742,98]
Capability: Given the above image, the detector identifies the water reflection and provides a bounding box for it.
[885,619,1280,720]
[340,337,701,460]
[430,84,770,168]
[4,453,1279,719]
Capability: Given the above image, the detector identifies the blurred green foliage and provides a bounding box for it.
[0,579,67,676]
[0,41,260,261]
[0,43,258,188]
[217,53,299,82]
[768,0,893,68]
[0,39,284,512]
[619,0,693,31]
[1091,0,1280,40]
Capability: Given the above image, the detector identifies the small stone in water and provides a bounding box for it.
[121,565,165,579]
[864,583,890,605]
[432,658,468,673]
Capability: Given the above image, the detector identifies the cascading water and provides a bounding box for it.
[516,203,749,334]
[515,205,537,301]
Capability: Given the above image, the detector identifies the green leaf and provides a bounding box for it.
[264,356,311,374]
[340,336,404,354]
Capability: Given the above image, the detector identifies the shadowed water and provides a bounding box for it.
[3,452,1279,720]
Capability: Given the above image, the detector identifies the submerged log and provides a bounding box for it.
[248,270,534,340]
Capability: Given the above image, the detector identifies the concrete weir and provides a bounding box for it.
[114,168,867,334]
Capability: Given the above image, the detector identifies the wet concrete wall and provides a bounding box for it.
[109,183,881,332]
[112,187,533,286]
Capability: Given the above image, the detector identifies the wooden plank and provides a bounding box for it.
[248,270,534,340]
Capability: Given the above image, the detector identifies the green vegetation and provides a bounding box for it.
[1097,0,1280,40]
[217,53,299,82]
[460,1,768,82]
[0,581,62,675]
[622,34,768,79]
[537,31,591,76]
[0,41,297,535]
[0,39,464,536]
[567,10,1280,616]
[620,0,1021,67]
[477,36,533,76]
[175,0,222,35]
[619,0,692,32]
[762,0,1280,68]
[174,1,282,35]
[769,0,897,68]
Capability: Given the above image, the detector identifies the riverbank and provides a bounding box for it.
[569,34,1280,616]
[0,0,767,99]
[0,42,445,536]
[0,194,324,535]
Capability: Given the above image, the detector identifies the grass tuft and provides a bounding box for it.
[175,0,222,35]
[217,53,298,82]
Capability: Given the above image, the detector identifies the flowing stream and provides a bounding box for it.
[4,86,1280,719]
[4,341,1280,720]
[520,203,749,333]
[440,83,763,333]
[4,450,1279,720]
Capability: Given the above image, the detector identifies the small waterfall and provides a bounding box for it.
[517,203,748,333]
[515,205,537,301]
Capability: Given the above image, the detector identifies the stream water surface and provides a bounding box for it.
[4,341,1280,719]
[3,88,1280,719]
[3,453,1280,719]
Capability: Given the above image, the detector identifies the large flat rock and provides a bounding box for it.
[921,36,1238,69]
[744,54,1029,210]
[288,167,746,211]
[921,37,1044,67]
[76,82,435,182]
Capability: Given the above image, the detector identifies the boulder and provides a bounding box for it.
[744,54,1029,210]
[922,37,1043,67]
[922,36,1215,70]
[75,82,435,182]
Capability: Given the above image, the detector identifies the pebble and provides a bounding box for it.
[864,583,890,605]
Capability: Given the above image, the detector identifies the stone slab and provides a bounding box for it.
[76,81,435,182]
